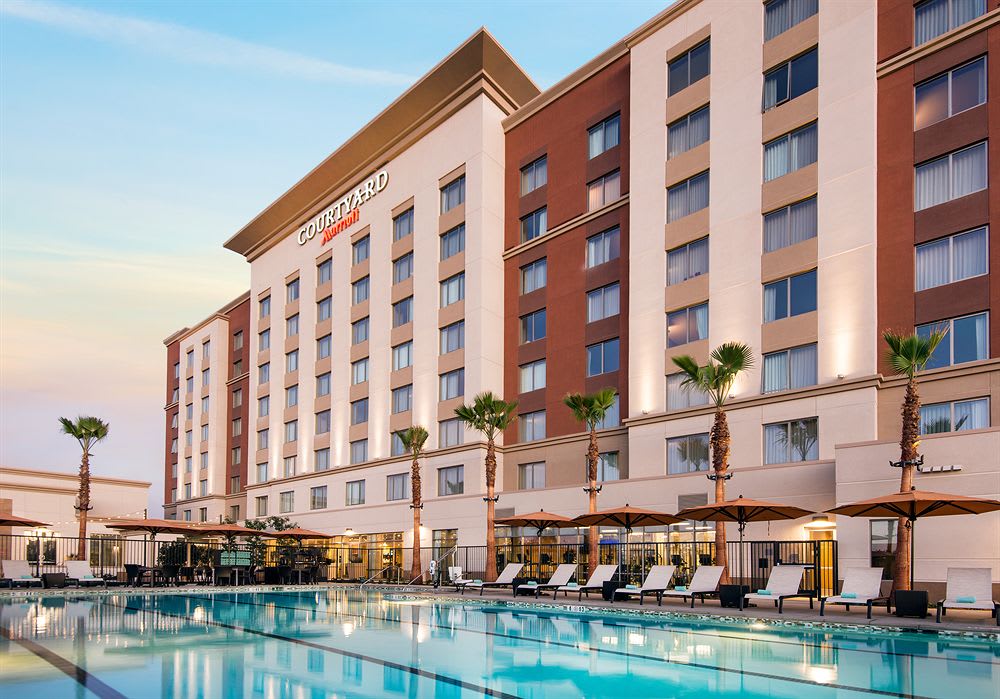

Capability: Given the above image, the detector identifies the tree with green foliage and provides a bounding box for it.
[398,426,430,582]
[58,416,110,560]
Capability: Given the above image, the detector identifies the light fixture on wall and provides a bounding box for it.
[803,515,836,530]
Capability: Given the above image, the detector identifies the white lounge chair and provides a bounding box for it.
[744,564,813,613]
[447,566,472,591]
[557,564,617,601]
[1,560,42,588]
[820,567,890,619]
[660,565,724,608]
[936,567,999,625]
[611,565,676,605]
[64,561,107,588]
[461,563,523,596]
[518,563,577,598]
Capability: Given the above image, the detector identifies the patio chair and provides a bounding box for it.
[518,563,577,598]
[611,565,676,605]
[64,561,107,588]
[447,566,472,591]
[557,564,617,601]
[660,565,724,608]
[461,563,524,596]
[1,560,42,588]
[820,567,890,619]
[936,567,999,625]
[744,564,813,613]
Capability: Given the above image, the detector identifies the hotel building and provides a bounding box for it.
[163,1,999,590]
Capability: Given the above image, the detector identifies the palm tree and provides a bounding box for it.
[563,388,618,576]
[455,392,518,581]
[58,416,110,560]
[672,342,754,584]
[883,329,946,592]
[398,426,429,583]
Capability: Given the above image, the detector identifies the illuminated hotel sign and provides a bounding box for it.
[297,169,388,246]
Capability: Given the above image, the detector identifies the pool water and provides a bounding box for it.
[1,589,997,698]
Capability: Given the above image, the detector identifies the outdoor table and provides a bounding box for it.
[42,573,66,589]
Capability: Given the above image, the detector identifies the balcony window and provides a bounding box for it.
[764,0,818,41]
[588,114,620,158]
[914,142,987,210]
[762,343,818,393]
[764,122,817,181]
[668,40,710,96]
[764,417,819,464]
[915,226,987,291]
[667,237,708,285]
[763,48,818,111]
[521,156,547,194]
[667,171,709,222]
[920,397,989,434]
[915,57,987,130]
[587,170,620,211]
[917,312,989,369]
[668,105,709,159]
[667,303,708,347]
[763,269,817,322]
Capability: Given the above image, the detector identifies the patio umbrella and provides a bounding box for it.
[495,510,577,535]
[187,523,278,538]
[269,527,334,541]
[0,513,50,528]
[105,518,197,567]
[572,505,682,532]
[827,488,1000,589]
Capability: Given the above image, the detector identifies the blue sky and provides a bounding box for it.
[0,0,666,513]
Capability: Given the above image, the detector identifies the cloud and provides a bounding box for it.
[1,0,415,86]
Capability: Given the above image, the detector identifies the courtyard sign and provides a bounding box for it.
[297,169,388,246]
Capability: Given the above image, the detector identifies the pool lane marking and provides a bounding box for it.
[0,626,128,699]
[95,597,523,699]
[164,591,942,699]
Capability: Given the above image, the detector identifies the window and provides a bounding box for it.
[185,403,193,419]
[283,455,297,478]
[588,114,621,158]
[393,253,414,284]
[186,349,194,368]
[258,363,270,384]
[259,329,270,351]
[183,484,192,500]
[286,350,298,373]
[439,321,465,355]
[200,425,209,442]
[279,491,294,514]
[199,479,208,497]
[439,418,463,448]
[520,359,546,393]
[763,344,818,393]
[667,238,709,285]
[201,396,209,413]
[870,519,897,580]
[918,312,989,369]
[185,430,193,447]
[391,431,407,456]
[920,397,989,434]
[232,388,243,408]
[186,376,194,393]
[441,224,465,259]
[317,258,333,285]
[764,197,817,252]
[915,227,988,291]
[439,369,464,401]
[387,473,410,501]
[201,368,210,386]
[351,358,369,385]
[184,455,192,472]
[310,486,328,510]
[764,0,818,40]
[667,373,710,411]
[763,269,817,322]
[170,488,177,502]
[259,296,270,318]
[587,227,620,268]
[520,258,547,293]
[764,417,819,464]
[352,235,370,264]
[256,462,267,483]
[915,0,985,45]
[170,413,178,429]
[392,341,413,370]
[915,57,987,130]
[521,207,547,242]
[763,48,818,111]
[520,309,546,343]
[286,278,300,303]
[518,462,546,489]
[393,297,413,327]
[596,452,622,482]
[286,384,298,408]
[441,176,466,213]
[667,303,708,347]
[587,170,620,211]
[199,507,208,523]
[202,340,211,360]
[392,385,413,414]
[764,122,817,181]
[915,142,988,211]
[351,319,368,345]
[587,338,620,377]
[393,207,414,241]
[232,359,243,377]
[258,395,270,417]
[316,410,331,435]
[594,395,620,430]
[315,448,330,472]
[438,466,464,496]
[519,410,546,442]
[318,295,332,322]
[352,276,370,304]
[316,372,331,397]
[233,331,244,351]
[351,398,369,425]
[257,428,269,450]
[230,474,241,494]
[231,446,242,465]
[667,433,710,474]
[667,171,709,222]
[668,40,710,96]
[440,273,465,307]
[586,283,621,323]
[521,156,548,194]
[285,420,298,443]
[668,106,710,158]
[317,333,333,359]
[232,418,243,437]
[255,496,268,517]
[346,480,366,505]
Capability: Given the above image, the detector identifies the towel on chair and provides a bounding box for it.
[841,592,857,599]
[757,589,772,596]
[625,584,638,590]
[675,585,687,592]
[956,596,976,604]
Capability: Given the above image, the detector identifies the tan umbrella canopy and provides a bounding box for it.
[0,513,50,528]
[269,527,334,541]
[573,504,683,533]
[187,523,278,538]
[105,518,197,537]
[495,510,578,535]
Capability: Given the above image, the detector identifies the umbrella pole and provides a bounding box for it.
[738,522,745,612]
[909,518,915,591]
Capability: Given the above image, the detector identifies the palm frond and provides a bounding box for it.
[882,329,946,378]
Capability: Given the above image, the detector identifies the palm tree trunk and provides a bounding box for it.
[485,437,498,581]
[710,409,730,585]
[410,453,422,583]
[76,448,90,561]
[587,426,600,577]
[893,377,920,592]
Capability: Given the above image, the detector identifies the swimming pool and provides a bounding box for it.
[1,589,997,698]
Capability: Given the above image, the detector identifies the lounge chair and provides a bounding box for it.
[1,560,42,588]
[820,567,890,619]
[611,565,676,605]
[936,567,999,625]
[660,565,724,608]
[518,563,577,598]
[447,566,472,591]
[557,564,617,601]
[744,564,813,613]
[64,561,108,588]
[461,563,523,596]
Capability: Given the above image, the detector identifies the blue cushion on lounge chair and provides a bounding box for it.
[524,581,537,586]
[20,575,32,579]
[675,585,687,592]
[625,584,638,589]
[841,592,857,599]
[757,589,771,595]
[566,582,579,587]
[473,579,482,584]
[956,596,976,603]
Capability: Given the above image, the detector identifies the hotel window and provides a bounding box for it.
[391,431,406,456]
[441,224,465,259]
[518,462,546,490]
[232,417,243,437]
[587,170,620,211]
[870,519,897,578]
[256,463,267,484]
[283,455,296,477]
[520,258,547,293]
[315,447,330,472]
[438,466,464,496]
[439,368,465,401]
[441,175,465,213]
[350,439,368,464]
[587,226,620,268]
[185,403,193,420]
[258,362,270,384]
[259,329,270,351]
[519,410,546,442]
[199,479,208,497]
[387,473,410,501]
[764,196,817,252]
[186,349,194,368]
[392,341,413,370]
[286,349,298,373]
[259,295,270,318]
[915,142,987,211]
[232,359,243,377]
[351,357,369,385]
[392,385,413,414]
[668,106,709,158]
[764,417,819,464]
[393,297,413,327]
[764,0,818,40]
[668,40,710,96]
[185,430,193,447]
[393,252,414,284]
[763,48,818,111]
[316,409,331,435]
[667,171,709,222]
[231,446,241,465]
[393,207,414,241]
[257,428,269,450]
[764,269,817,322]
[594,395,620,430]
[520,207,547,242]
[229,504,240,520]
[352,235,370,264]
[667,303,708,347]
[345,480,366,506]
[764,122,817,181]
[186,377,194,393]
[762,344,818,393]
[920,397,989,434]
[520,359,546,393]
[201,396,209,413]
[286,384,298,408]
[351,319,368,345]
[587,338,620,377]
[667,433,710,474]
[199,507,207,522]
[351,398,369,425]
[170,413,178,429]
[184,483,192,499]
[317,295,332,322]
[171,487,177,502]
[915,0,985,45]
[317,371,331,397]
[285,420,297,443]
[181,509,191,521]
[915,227,987,291]
[918,312,989,369]
[255,496,268,517]
[233,331,243,351]
[230,475,241,494]
[286,278,300,303]
[439,321,465,355]
[202,340,211,359]
[588,114,620,158]
[258,395,270,417]
[173,362,180,379]
[520,309,547,343]
[352,276,370,304]
[667,238,709,285]
[521,156,548,194]
[200,425,209,442]
[201,368,210,386]
[310,486,327,510]
[440,273,465,307]
[317,333,332,358]
[915,57,986,130]
[279,491,294,514]
[596,452,622,482]
[184,455,192,471]
[439,418,463,447]
[317,258,333,285]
